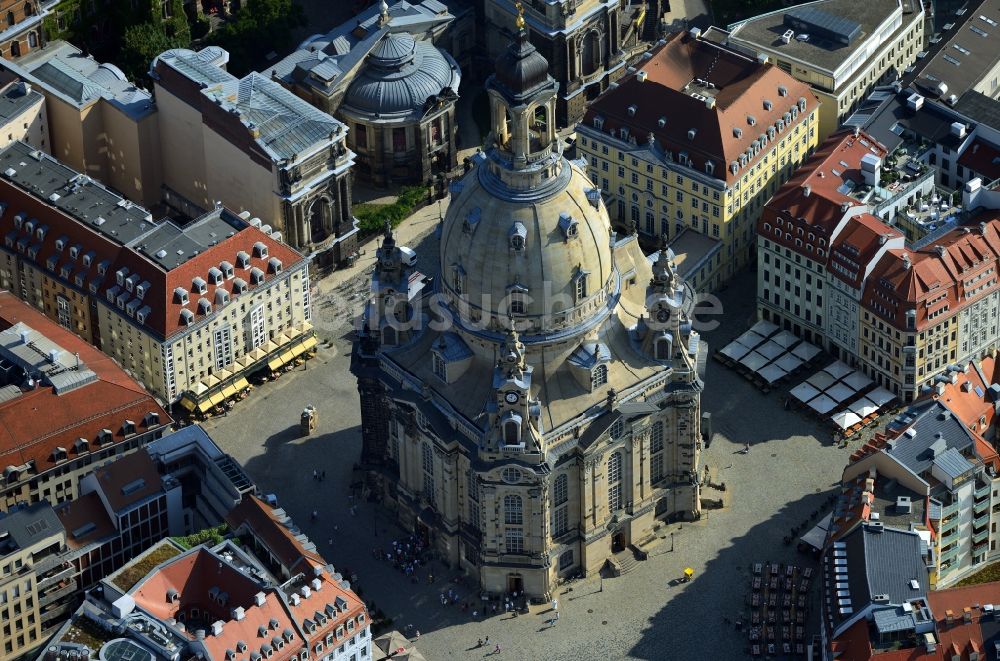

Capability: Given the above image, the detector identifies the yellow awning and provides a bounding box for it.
[197,399,214,413]
[179,396,197,412]
[208,392,225,406]
[233,377,250,391]
[220,384,238,399]
[301,336,318,351]
[278,350,295,364]
[268,356,284,371]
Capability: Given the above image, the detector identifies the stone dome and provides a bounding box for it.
[440,159,616,339]
[342,33,459,118]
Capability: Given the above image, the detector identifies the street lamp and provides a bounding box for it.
[670,531,674,552]
[437,199,443,222]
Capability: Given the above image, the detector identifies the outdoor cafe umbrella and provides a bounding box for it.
[374,632,411,657]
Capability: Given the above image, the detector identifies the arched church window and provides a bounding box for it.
[502,468,522,484]
[503,418,520,445]
[655,337,670,360]
[553,474,568,506]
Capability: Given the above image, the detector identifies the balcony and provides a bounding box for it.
[500,443,526,454]
[975,482,991,499]
[974,498,991,514]
[37,564,73,588]
[39,579,77,606]
[974,513,990,529]
[974,540,990,556]
[942,501,960,518]
[973,529,990,545]
[940,544,960,564]
[940,514,960,532]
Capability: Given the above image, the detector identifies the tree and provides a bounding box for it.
[120,20,190,82]
[211,0,306,75]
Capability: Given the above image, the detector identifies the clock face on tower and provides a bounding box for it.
[505,391,519,404]
[656,308,671,324]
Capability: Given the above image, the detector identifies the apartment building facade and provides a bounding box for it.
[578,29,819,284]
[0,291,170,512]
[0,0,52,60]
[722,0,925,140]
[842,399,1000,586]
[0,141,314,408]
[755,128,1000,401]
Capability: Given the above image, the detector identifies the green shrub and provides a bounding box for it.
[354,185,430,234]
[172,523,229,550]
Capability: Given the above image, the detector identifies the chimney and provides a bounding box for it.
[311,578,322,591]
[254,592,266,606]
[636,70,648,83]
[705,96,716,110]
[231,607,245,621]
[802,184,811,197]
[48,349,61,364]
[301,586,312,599]
[211,621,224,637]
[19,329,29,344]
[290,593,300,606]
[689,27,702,40]
[964,607,973,623]
[946,609,955,625]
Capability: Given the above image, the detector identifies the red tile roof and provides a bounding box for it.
[0,292,170,475]
[958,138,1000,182]
[934,356,1000,435]
[863,217,1000,330]
[927,584,1000,660]
[829,214,903,289]
[760,130,890,262]
[226,495,325,576]
[131,547,306,661]
[0,178,304,341]
[582,32,817,185]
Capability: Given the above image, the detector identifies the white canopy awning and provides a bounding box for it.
[807,371,837,391]
[738,330,767,349]
[823,361,853,380]
[739,351,770,372]
[866,387,896,407]
[808,394,838,415]
[842,371,874,392]
[792,342,821,361]
[831,410,862,430]
[775,353,804,373]
[848,397,879,418]
[759,363,788,384]
[719,340,752,361]
[749,319,780,338]
[771,330,799,349]
[790,381,821,403]
[826,382,855,404]
[756,341,784,360]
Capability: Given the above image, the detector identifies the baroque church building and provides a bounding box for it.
[352,19,706,599]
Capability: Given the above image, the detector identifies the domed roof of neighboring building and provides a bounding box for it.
[341,33,460,119]
[493,30,549,98]
[439,159,615,337]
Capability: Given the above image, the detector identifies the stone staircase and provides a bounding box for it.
[614,548,641,576]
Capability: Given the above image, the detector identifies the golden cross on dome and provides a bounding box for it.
[515,1,525,30]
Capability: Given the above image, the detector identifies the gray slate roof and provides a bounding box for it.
[831,524,929,630]
[883,400,980,478]
[0,80,43,125]
[0,502,63,555]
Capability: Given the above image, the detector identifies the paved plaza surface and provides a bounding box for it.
[202,261,850,659]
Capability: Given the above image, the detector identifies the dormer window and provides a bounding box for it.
[558,212,578,240]
[208,267,223,285]
[116,268,129,286]
[179,308,193,325]
[125,273,140,292]
[69,245,79,260]
[267,257,282,274]
[237,251,251,268]
[507,284,528,316]
[509,222,527,252]
[97,260,110,276]
[232,278,248,295]
[13,214,24,229]
[705,161,714,175]
[593,116,604,130]
[137,304,150,323]
[192,277,207,294]
[253,241,268,258]
[250,268,265,285]
[591,363,608,389]
[220,261,234,279]
[687,129,697,140]
[198,298,212,315]
[82,251,95,267]
[215,288,230,306]
[35,224,47,240]
[23,219,34,234]
[174,287,189,304]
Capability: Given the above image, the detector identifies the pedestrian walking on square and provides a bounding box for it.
[494,644,501,654]
[477,639,483,648]
[312,469,318,480]
[551,598,558,611]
